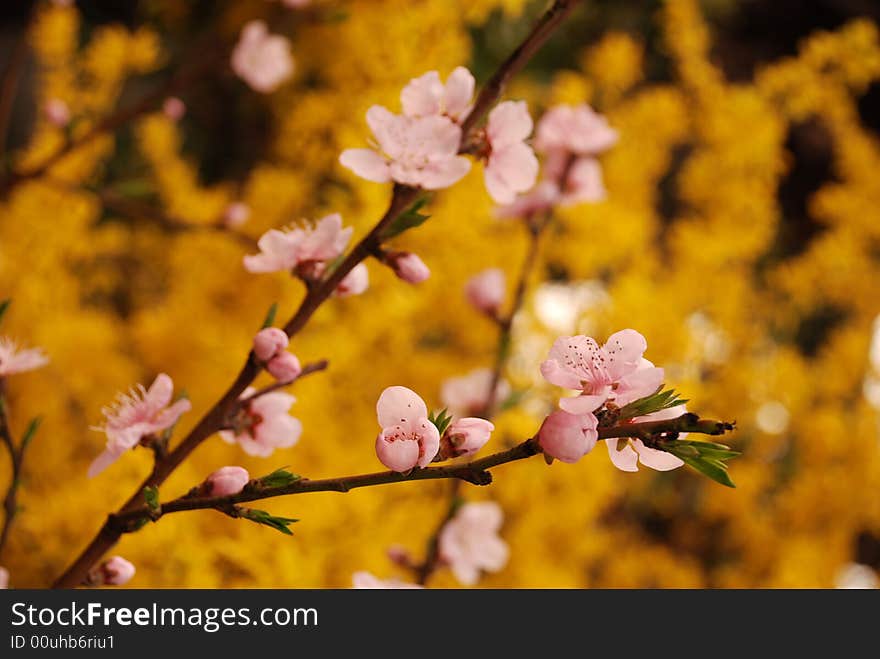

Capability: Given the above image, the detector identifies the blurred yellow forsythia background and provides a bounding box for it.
[1,0,879,587]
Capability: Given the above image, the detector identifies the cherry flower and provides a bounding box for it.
[0,338,49,377]
[267,352,302,382]
[537,409,598,464]
[88,374,191,478]
[243,213,352,277]
[0,566,8,589]
[253,327,289,361]
[100,556,135,586]
[223,202,251,228]
[389,252,430,284]
[230,20,294,93]
[205,466,250,496]
[495,180,559,219]
[439,417,494,460]
[375,386,440,472]
[465,268,506,316]
[339,106,470,189]
[220,388,302,457]
[540,329,664,415]
[534,103,619,156]
[334,263,370,297]
[440,368,510,417]
[605,405,685,472]
[352,571,423,589]
[401,67,475,123]
[44,98,70,127]
[482,101,539,204]
[438,501,509,586]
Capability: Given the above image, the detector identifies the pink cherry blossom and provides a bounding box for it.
[494,180,560,219]
[339,106,471,189]
[0,338,49,377]
[253,327,289,361]
[606,404,687,472]
[44,98,70,127]
[375,386,440,472]
[483,101,539,204]
[205,466,250,496]
[558,156,606,205]
[231,20,294,93]
[280,0,310,8]
[401,67,475,123]
[352,571,423,589]
[220,388,302,457]
[537,410,598,463]
[267,351,302,382]
[88,374,191,477]
[162,96,186,121]
[438,501,509,586]
[334,263,370,297]
[0,566,8,589]
[390,252,430,284]
[465,268,506,315]
[243,213,353,276]
[540,329,664,415]
[102,556,135,586]
[534,103,618,156]
[441,417,494,459]
[440,368,510,417]
[223,202,251,228]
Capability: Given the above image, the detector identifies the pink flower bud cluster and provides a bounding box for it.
[252,328,302,382]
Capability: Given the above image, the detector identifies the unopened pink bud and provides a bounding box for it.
[335,263,369,298]
[44,98,70,127]
[102,556,135,586]
[391,252,430,284]
[267,351,302,382]
[253,327,289,361]
[465,268,506,315]
[537,410,598,464]
[162,96,186,121]
[443,417,494,458]
[206,466,250,496]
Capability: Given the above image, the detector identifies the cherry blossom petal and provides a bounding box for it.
[606,438,639,472]
[375,434,421,472]
[444,66,475,120]
[366,105,406,159]
[376,386,429,428]
[487,100,533,147]
[633,439,685,471]
[485,142,539,203]
[418,155,471,189]
[339,149,391,183]
[615,365,664,406]
[559,393,609,415]
[400,71,443,117]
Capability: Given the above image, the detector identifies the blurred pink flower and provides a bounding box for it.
[465,268,505,315]
[494,180,560,219]
[223,202,251,228]
[537,410,598,463]
[334,263,370,297]
[439,501,509,586]
[540,329,663,415]
[440,368,510,417]
[231,20,294,93]
[102,556,135,586]
[280,0,311,8]
[390,252,430,284]
[339,106,470,189]
[267,351,302,382]
[44,98,70,127]
[375,386,440,471]
[0,338,49,377]
[401,67,474,123]
[253,327,289,361]
[352,571,423,589]
[162,96,186,121]
[243,213,352,276]
[205,466,250,496]
[88,374,191,477]
[534,103,618,156]
[220,388,302,457]
[483,101,538,204]
[441,417,494,459]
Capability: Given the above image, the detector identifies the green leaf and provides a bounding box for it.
[0,299,10,325]
[20,416,42,451]
[261,303,278,329]
[428,408,453,436]
[243,509,299,535]
[379,197,431,241]
[665,438,739,487]
[143,486,160,511]
[676,454,736,488]
[616,387,689,420]
[258,467,302,488]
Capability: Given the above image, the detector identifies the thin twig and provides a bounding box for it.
[0,392,24,558]
[51,0,583,588]
[109,414,735,530]
[237,360,329,406]
[0,33,29,165]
